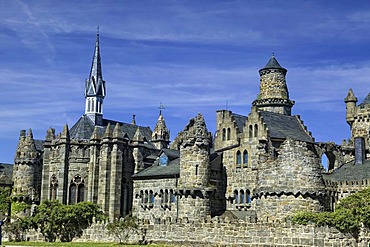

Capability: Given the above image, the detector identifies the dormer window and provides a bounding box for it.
[159,153,169,166]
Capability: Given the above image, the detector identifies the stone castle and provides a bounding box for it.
[10,33,370,232]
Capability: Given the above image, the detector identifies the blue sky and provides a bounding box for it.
[1,0,370,164]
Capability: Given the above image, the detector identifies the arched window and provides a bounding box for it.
[160,189,164,204]
[227,128,231,140]
[236,151,241,166]
[240,190,245,204]
[164,189,169,203]
[254,124,258,137]
[249,125,253,138]
[222,128,226,141]
[50,174,58,200]
[144,190,149,203]
[243,150,248,165]
[234,190,238,204]
[140,190,144,204]
[149,190,154,205]
[87,99,91,112]
[69,175,84,205]
[91,99,95,112]
[246,190,251,203]
[170,189,176,203]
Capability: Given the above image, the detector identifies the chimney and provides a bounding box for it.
[354,137,365,165]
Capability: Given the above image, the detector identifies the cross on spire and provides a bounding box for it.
[158,102,165,115]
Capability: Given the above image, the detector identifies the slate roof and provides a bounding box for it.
[231,113,248,132]
[358,93,370,107]
[259,55,287,72]
[69,115,152,141]
[259,111,313,143]
[133,151,221,180]
[0,163,13,186]
[132,158,180,179]
[34,140,44,151]
[323,160,370,182]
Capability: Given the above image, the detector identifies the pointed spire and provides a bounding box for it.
[90,126,101,140]
[132,127,144,143]
[60,125,70,139]
[260,53,287,73]
[113,123,123,139]
[345,88,358,104]
[131,114,136,125]
[103,123,112,139]
[85,30,106,123]
[45,128,55,142]
[26,128,34,140]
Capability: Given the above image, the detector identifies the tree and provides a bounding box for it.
[0,187,11,217]
[291,188,370,238]
[106,215,139,245]
[27,200,105,242]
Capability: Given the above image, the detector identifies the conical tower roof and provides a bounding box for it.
[259,54,287,73]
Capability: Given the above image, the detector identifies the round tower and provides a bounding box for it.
[344,88,357,127]
[252,54,295,115]
[13,129,41,205]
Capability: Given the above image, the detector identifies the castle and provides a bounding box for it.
[10,33,370,226]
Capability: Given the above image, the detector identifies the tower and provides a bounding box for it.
[151,111,170,150]
[344,88,358,127]
[252,54,294,115]
[85,30,106,125]
[177,113,213,221]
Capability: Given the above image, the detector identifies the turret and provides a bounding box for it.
[151,111,170,149]
[13,129,40,205]
[85,30,106,125]
[344,88,357,126]
[252,54,294,115]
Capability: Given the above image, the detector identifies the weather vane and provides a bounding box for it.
[158,102,165,115]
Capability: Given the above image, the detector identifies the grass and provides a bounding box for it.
[3,242,170,247]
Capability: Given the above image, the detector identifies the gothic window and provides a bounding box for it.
[91,99,95,112]
[227,128,231,140]
[243,150,248,166]
[249,125,253,138]
[195,165,199,175]
[50,174,58,200]
[170,189,176,203]
[222,128,226,141]
[87,99,91,112]
[254,124,258,137]
[246,190,251,204]
[236,151,241,166]
[240,190,245,204]
[69,175,84,205]
[144,190,149,203]
[140,190,144,204]
[160,189,164,204]
[149,190,154,205]
[164,189,169,203]
[234,190,238,204]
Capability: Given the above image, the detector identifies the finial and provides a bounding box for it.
[158,102,165,115]
[132,114,136,125]
[97,25,100,35]
[272,52,275,57]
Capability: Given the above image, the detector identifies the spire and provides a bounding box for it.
[85,30,106,125]
[259,53,287,73]
[345,88,358,103]
[152,111,170,149]
[131,114,136,125]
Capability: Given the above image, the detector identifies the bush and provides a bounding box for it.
[106,215,139,245]
[291,188,370,237]
[27,200,105,242]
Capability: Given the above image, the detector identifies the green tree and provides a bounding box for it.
[106,215,139,245]
[291,188,370,237]
[0,187,11,217]
[27,200,105,242]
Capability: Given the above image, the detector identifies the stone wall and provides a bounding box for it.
[72,218,369,247]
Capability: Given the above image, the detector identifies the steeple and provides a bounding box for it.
[152,111,170,149]
[252,54,295,115]
[85,29,106,125]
